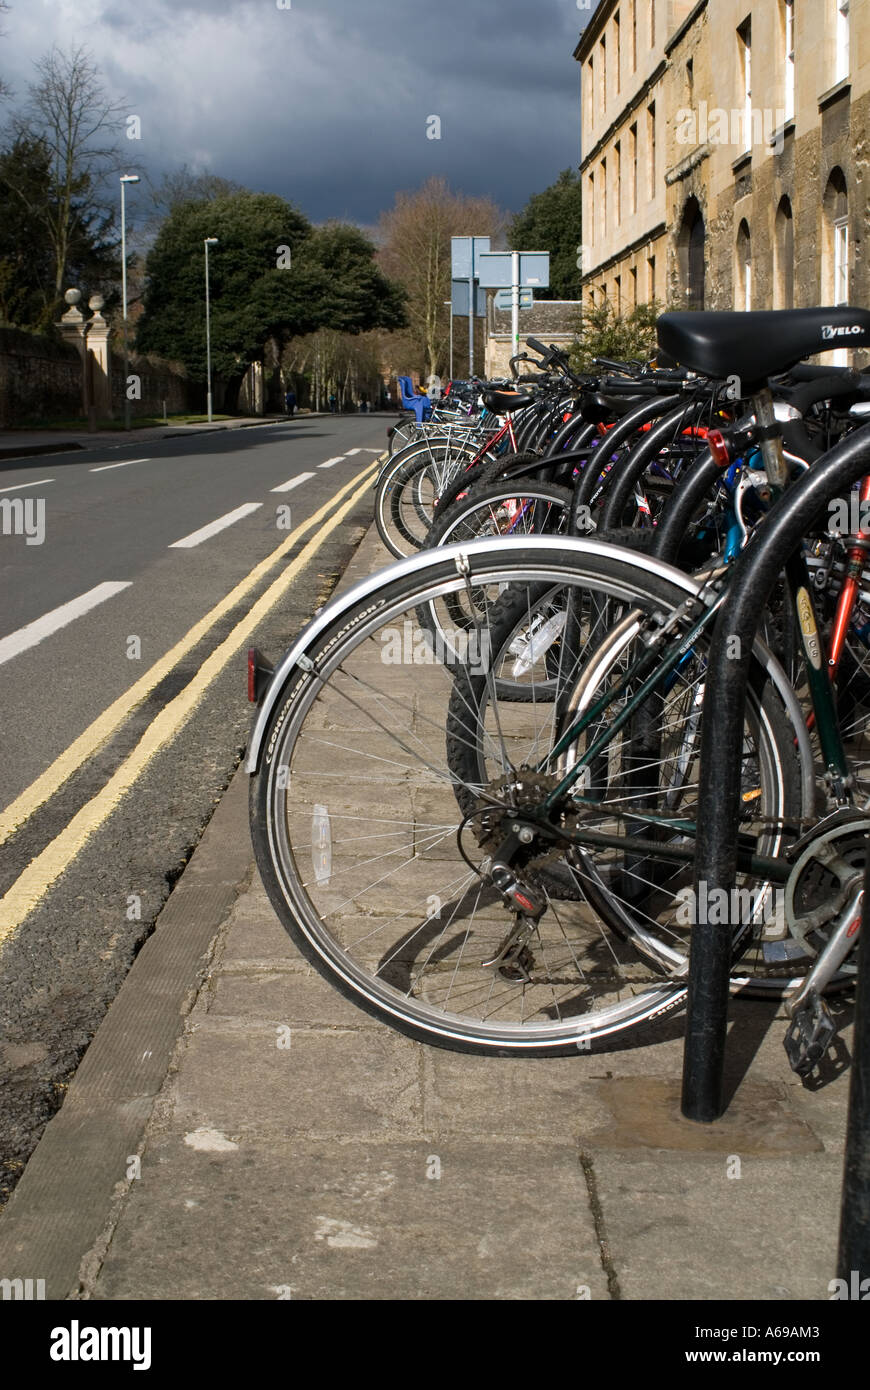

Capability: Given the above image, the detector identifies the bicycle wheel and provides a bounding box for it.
[250,538,802,1054]
[425,480,573,550]
[445,578,802,988]
[388,419,419,456]
[375,441,479,558]
[418,481,574,698]
[433,449,548,518]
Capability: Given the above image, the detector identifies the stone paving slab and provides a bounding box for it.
[90,1138,607,1301]
[0,520,856,1302]
[593,1154,843,1302]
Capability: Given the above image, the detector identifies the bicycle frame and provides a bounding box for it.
[500,400,862,873]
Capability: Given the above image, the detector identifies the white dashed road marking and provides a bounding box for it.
[271,471,315,493]
[0,582,132,668]
[169,503,262,549]
[318,456,345,469]
[1,478,54,491]
[90,458,151,473]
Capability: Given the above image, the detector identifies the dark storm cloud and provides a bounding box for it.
[6,0,596,224]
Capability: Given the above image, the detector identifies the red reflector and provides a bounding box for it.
[708,429,730,467]
[247,649,257,703]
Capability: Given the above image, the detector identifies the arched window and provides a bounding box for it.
[736,220,752,310]
[678,197,705,309]
[823,168,849,304]
[823,168,849,362]
[774,197,794,308]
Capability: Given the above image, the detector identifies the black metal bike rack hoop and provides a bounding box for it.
[683,420,870,1122]
[837,855,870,1285]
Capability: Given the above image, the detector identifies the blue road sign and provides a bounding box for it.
[494,288,534,311]
[450,236,492,281]
[477,251,550,290]
[451,280,487,315]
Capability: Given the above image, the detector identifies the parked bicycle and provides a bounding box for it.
[247,307,870,1070]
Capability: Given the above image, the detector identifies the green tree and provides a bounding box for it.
[569,299,662,373]
[8,47,125,308]
[306,222,405,335]
[508,169,584,301]
[136,192,405,382]
[0,135,119,329]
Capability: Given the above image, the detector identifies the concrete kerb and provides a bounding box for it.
[0,767,255,1299]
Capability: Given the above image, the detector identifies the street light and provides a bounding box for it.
[120,174,140,430]
[443,299,453,381]
[204,237,218,422]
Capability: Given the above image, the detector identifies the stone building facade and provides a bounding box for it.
[577,0,869,361]
[576,1,697,314]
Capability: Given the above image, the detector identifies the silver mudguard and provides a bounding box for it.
[244,535,815,817]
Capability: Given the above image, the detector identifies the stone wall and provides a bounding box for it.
[0,325,200,425]
[110,351,200,419]
[0,326,83,426]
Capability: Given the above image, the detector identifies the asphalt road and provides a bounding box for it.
[0,414,390,1203]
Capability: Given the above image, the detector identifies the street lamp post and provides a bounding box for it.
[204,237,218,422]
[443,299,453,381]
[120,174,140,430]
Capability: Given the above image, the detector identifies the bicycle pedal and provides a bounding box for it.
[783,994,837,1076]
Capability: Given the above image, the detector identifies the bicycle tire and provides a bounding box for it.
[250,538,803,1054]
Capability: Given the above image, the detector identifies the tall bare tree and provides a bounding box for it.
[378,177,504,379]
[0,2,11,100]
[10,46,125,301]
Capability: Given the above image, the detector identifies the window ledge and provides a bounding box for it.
[768,117,796,149]
[731,150,752,175]
[819,78,851,111]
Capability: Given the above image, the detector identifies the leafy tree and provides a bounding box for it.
[136,192,405,381]
[305,222,405,334]
[0,138,56,326]
[508,169,584,301]
[0,135,119,329]
[569,298,662,373]
[6,46,125,308]
[137,167,247,252]
[377,177,504,378]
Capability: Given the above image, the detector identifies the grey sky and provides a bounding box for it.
[1,0,593,227]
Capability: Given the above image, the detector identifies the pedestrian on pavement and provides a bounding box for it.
[329,393,337,414]
[285,388,297,417]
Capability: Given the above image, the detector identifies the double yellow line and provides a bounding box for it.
[0,459,381,947]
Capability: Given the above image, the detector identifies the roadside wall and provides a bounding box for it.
[0,326,82,426]
[0,325,200,425]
